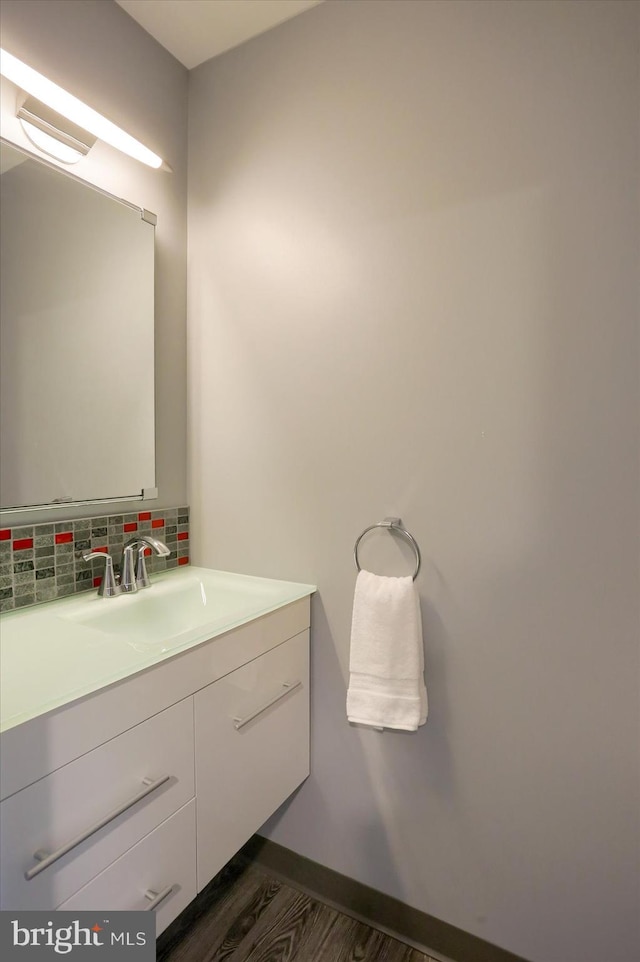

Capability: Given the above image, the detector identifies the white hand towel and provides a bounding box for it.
[346,570,428,732]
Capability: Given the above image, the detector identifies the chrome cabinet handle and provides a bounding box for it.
[233,680,302,731]
[25,774,171,880]
[144,885,175,911]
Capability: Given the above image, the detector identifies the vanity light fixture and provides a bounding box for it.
[0,48,163,169]
[17,95,97,165]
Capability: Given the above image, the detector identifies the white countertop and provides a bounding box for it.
[0,567,315,733]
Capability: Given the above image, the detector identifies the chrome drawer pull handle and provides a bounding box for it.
[25,774,171,881]
[233,680,302,731]
[144,885,175,911]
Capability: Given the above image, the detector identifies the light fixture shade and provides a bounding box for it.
[19,120,84,164]
[0,48,163,169]
[17,95,97,164]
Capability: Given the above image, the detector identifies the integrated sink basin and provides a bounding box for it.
[0,566,315,732]
[58,568,299,649]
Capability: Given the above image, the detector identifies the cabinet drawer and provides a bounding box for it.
[59,800,197,937]
[0,697,194,910]
[195,631,309,890]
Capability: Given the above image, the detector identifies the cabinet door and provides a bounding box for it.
[1,697,194,910]
[59,801,197,937]
[195,631,309,890]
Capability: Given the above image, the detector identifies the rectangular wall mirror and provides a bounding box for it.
[0,140,156,511]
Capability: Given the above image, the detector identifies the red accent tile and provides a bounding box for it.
[141,547,151,557]
[151,518,164,529]
[123,522,137,533]
[13,538,33,551]
[94,546,108,554]
[178,556,189,566]
[138,512,151,521]
[177,531,189,541]
[0,529,10,541]
[93,577,103,588]
[55,532,73,544]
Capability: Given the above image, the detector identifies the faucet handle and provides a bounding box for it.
[81,550,120,598]
[120,537,171,592]
[135,547,152,589]
[135,541,170,589]
[120,543,138,594]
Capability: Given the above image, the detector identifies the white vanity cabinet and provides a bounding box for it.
[0,593,311,935]
[0,697,195,913]
[195,631,309,889]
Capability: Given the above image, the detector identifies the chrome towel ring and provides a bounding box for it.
[354,517,421,581]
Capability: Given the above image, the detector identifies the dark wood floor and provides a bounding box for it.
[157,856,437,962]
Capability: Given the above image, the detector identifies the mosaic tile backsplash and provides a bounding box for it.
[0,506,190,612]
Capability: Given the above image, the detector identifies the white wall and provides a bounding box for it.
[188,2,640,961]
[0,0,188,523]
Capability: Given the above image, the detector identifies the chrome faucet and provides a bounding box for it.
[120,535,171,593]
[80,536,170,598]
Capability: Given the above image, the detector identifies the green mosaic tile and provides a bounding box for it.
[55,573,75,587]
[15,594,35,608]
[12,526,34,539]
[13,548,34,559]
[0,506,188,612]
[35,583,58,602]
